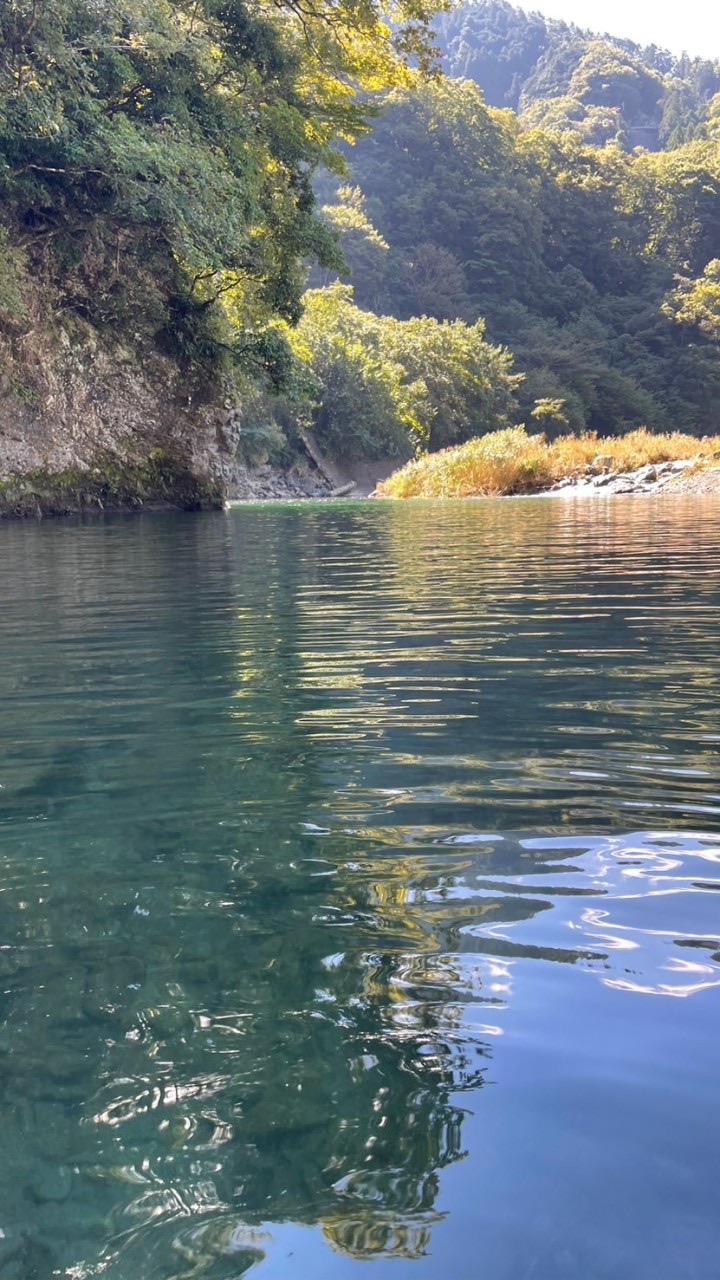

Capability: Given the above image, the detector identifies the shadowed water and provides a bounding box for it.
[0,496,719,1279]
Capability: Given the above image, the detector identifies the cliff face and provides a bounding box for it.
[0,310,235,519]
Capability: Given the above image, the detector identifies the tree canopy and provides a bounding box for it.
[267,284,520,459]
[435,0,720,150]
[313,73,720,439]
[0,0,445,377]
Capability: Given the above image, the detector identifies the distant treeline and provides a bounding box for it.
[436,0,720,150]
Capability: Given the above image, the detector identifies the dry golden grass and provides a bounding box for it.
[377,427,720,499]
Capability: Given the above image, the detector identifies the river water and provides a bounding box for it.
[1,497,719,1279]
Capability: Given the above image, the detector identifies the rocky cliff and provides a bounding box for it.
[0,306,236,518]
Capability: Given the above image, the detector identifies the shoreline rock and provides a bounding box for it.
[541,457,720,499]
[225,457,333,503]
[0,454,223,520]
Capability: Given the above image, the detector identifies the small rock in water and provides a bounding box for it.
[27,1164,73,1204]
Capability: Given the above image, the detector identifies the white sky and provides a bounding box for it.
[528,0,720,59]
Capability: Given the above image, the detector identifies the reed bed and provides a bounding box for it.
[378,427,720,499]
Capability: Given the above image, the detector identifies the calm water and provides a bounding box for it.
[1,497,720,1280]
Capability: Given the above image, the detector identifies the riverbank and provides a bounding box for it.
[3,429,719,519]
[544,457,720,498]
[227,453,720,504]
[377,427,720,500]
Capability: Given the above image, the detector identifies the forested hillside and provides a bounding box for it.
[249,3,720,466]
[436,0,720,149]
[343,78,719,419]
[297,61,720,456]
[2,0,720,508]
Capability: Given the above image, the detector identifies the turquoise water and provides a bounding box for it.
[1,496,720,1279]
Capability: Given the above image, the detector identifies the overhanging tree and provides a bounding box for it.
[0,0,445,374]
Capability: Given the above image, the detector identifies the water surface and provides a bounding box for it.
[1,496,719,1279]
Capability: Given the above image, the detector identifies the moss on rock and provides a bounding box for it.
[0,451,223,519]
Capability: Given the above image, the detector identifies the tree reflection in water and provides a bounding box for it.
[3,501,719,1277]
[81,879,491,1275]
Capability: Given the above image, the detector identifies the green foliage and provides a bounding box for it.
[388,243,473,321]
[0,0,445,376]
[531,397,569,433]
[309,187,389,309]
[285,285,520,458]
[663,261,720,340]
[435,0,552,109]
[436,1,720,152]
[568,43,662,119]
[285,286,422,459]
[324,73,720,439]
[705,95,720,141]
[0,229,26,316]
[378,313,521,450]
[627,144,720,274]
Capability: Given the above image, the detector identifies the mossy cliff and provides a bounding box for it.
[0,0,444,520]
[0,312,230,519]
[0,457,223,520]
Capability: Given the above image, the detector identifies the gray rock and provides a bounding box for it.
[590,454,614,474]
[27,1164,73,1205]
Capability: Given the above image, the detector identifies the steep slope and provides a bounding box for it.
[435,0,720,149]
[315,78,720,439]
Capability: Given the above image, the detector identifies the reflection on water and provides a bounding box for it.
[0,496,719,1279]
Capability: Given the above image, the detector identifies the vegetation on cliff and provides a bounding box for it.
[0,0,442,389]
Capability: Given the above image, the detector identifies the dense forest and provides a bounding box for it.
[436,0,720,149]
[285,3,720,462]
[1,0,720,495]
[303,74,720,454]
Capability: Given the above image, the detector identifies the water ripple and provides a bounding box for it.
[0,498,719,1278]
